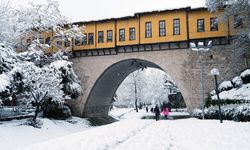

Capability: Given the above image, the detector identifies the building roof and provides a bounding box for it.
[72,7,208,25]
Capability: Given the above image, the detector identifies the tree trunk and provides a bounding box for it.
[33,103,39,123]
[133,73,138,112]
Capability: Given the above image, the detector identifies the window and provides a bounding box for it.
[39,38,44,44]
[45,37,51,45]
[64,36,70,47]
[119,29,125,41]
[145,22,152,38]
[129,28,135,40]
[75,36,81,46]
[107,30,113,42]
[234,15,243,28]
[159,20,166,36]
[173,19,180,35]
[56,41,62,48]
[26,39,31,43]
[88,33,94,45]
[98,31,104,43]
[82,34,87,45]
[197,19,205,32]
[210,17,218,31]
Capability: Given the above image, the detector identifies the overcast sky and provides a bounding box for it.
[1,0,206,22]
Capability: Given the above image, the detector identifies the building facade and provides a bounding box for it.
[20,7,244,56]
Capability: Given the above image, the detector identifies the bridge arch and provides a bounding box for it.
[83,58,185,117]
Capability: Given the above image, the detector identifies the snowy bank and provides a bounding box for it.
[0,117,91,150]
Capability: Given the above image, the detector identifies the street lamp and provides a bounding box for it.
[190,40,212,119]
[211,68,223,123]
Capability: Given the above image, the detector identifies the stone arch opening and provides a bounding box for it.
[83,58,184,118]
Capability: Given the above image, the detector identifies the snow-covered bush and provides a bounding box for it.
[0,44,17,74]
[192,104,250,122]
[232,76,243,88]
[41,98,71,120]
[205,99,247,107]
[49,60,82,99]
[17,40,48,66]
[0,73,11,103]
[240,69,250,84]
[218,81,233,92]
[210,90,216,97]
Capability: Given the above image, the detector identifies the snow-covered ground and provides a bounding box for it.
[1,109,250,150]
[0,117,91,150]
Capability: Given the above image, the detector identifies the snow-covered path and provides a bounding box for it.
[17,118,250,150]
[18,119,154,150]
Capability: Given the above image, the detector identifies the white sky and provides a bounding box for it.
[1,0,206,22]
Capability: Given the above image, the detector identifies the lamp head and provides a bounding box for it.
[190,42,196,49]
[207,40,212,48]
[197,42,204,49]
[211,68,220,76]
[190,42,198,51]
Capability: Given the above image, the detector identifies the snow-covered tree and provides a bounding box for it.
[49,60,82,99]
[0,2,14,45]
[114,68,172,108]
[206,0,250,52]
[0,0,83,122]
[0,0,84,50]
[10,63,63,122]
[114,70,145,109]
[0,44,17,74]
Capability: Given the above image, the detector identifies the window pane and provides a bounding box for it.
[107,30,113,42]
[88,33,94,45]
[159,20,166,36]
[45,37,51,45]
[119,29,125,41]
[64,36,70,47]
[82,34,87,45]
[129,28,135,40]
[98,31,104,43]
[75,36,81,46]
[234,15,243,28]
[197,19,205,32]
[39,38,44,44]
[56,41,62,48]
[145,22,152,38]
[210,17,218,31]
[173,19,180,35]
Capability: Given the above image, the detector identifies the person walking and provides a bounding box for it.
[146,106,149,112]
[154,104,160,121]
[162,107,169,119]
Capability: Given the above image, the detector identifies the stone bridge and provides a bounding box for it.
[69,44,246,118]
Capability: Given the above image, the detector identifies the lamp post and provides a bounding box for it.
[211,68,223,123]
[190,41,212,119]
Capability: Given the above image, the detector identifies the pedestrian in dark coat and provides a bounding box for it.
[154,104,160,121]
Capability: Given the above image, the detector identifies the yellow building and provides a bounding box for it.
[19,7,242,55]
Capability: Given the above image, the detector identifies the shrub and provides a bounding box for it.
[232,76,243,88]
[240,69,250,84]
[218,81,233,92]
[192,104,250,122]
[205,99,248,107]
[41,98,72,120]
